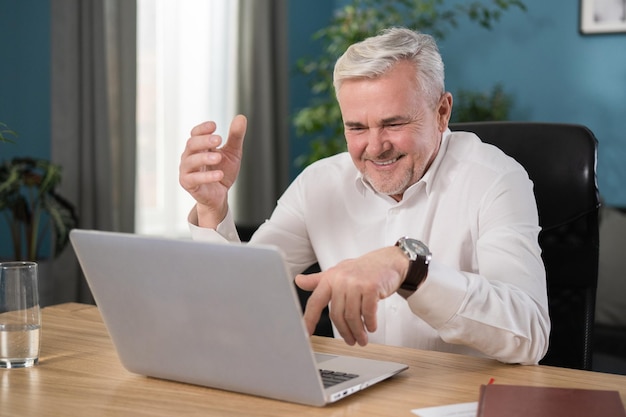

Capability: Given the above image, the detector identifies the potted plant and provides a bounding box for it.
[0,126,78,261]
[293,0,525,167]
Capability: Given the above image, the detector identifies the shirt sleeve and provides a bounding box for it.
[247,177,319,278]
[407,169,550,365]
[187,205,240,243]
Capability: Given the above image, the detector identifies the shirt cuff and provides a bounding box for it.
[406,259,469,329]
[187,206,240,243]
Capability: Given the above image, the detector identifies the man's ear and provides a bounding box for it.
[437,92,453,132]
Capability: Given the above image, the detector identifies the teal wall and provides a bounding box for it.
[287,0,334,179]
[0,0,50,258]
[0,0,50,160]
[438,0,626,207]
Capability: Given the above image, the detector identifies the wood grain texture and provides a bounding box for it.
[1,303,625,416]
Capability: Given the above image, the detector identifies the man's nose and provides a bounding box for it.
[365,128,390,156]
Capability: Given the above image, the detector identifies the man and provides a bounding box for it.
[179,27,550,364]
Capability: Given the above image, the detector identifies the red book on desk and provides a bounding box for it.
[476,384,626,417]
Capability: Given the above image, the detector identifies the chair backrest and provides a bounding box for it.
[450,121,600,370]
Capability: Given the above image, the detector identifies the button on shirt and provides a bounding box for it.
[189,130,550,364]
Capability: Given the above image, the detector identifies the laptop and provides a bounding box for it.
[69,229,408,406]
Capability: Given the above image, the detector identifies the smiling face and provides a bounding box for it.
[337,60,452,201]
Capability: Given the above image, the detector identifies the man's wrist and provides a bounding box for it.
[195,203,227,229]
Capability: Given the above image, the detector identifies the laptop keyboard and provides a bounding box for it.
[319,369,359,388]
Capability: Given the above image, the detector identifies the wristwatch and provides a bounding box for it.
[395,237,431,297]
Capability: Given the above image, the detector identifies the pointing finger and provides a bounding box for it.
[301,278,332,337]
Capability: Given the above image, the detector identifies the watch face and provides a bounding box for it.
[405,238,430,257]
[398,237,431,262]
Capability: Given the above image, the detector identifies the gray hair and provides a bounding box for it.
[333,27,445,107]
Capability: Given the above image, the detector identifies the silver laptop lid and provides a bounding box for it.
[69,229,407,406]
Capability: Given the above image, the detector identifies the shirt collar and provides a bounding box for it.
[419,128,451,196]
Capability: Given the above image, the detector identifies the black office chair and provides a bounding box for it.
[450,121,600,370]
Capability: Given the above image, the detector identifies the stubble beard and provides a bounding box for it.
[363,166,414,198]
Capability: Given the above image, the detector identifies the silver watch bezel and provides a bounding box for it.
[397,237,431,263]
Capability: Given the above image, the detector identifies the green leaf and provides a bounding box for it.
[0,122,18,144]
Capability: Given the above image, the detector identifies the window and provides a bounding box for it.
[135,0,239,237]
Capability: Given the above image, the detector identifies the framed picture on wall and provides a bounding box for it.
[580,0,626,34]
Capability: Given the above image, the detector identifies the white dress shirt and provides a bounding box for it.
[189,129,550,364]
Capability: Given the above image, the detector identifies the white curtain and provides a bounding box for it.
[136,0,289,236]
[135,0,239,237]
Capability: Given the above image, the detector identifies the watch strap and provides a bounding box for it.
[400,258,428,292]
[395,238,430,297]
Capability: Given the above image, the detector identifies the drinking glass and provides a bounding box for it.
[0,261,41,368]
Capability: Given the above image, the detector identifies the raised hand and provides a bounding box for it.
[179,115,248,228]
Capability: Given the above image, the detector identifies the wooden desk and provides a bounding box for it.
[2,303,625,416]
